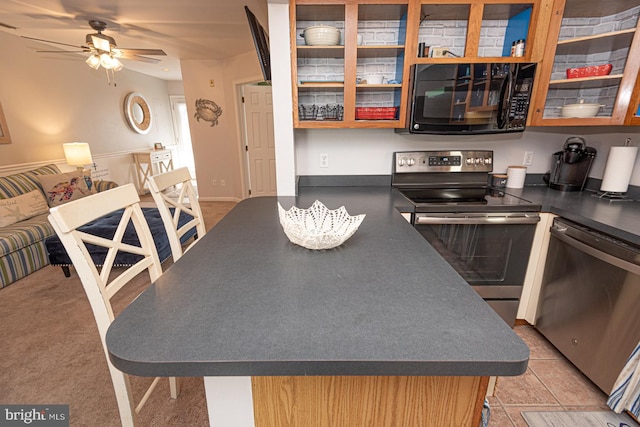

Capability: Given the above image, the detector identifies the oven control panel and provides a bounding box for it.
[394,150,493,173]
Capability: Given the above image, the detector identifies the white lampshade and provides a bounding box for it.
[99,53,113,69]
[85,54,101,70]
[111,57,124,71]
[63,142,93,168]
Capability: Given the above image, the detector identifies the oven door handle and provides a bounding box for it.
[415,215,540,225]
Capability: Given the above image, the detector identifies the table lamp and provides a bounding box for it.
[63,142,93,172]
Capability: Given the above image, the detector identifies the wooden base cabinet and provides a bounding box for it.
[252,376,489,427]
[517,213,557,324]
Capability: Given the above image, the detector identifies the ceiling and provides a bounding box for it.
[0,0,269,81]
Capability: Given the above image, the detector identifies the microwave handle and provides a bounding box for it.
[496,68,514,129]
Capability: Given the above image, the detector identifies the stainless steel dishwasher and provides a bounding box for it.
[535,217,640,394]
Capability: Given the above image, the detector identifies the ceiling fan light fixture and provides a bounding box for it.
[85,54,101,70]
[89,33,113,52]
[112,57,124,72]
[99,52,111,68]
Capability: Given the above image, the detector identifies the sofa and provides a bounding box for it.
[0,164,116,289]
[45,206,198,278]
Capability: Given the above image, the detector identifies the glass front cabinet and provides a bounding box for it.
[290,0,555,129]
[290,0,640,129]
[292,1,411,128]
[528,0,640,126]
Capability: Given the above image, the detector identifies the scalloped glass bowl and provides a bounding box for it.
[277,200,366,250]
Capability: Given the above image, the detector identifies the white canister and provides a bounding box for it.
[362,75,384,84]
[506,166,527,189]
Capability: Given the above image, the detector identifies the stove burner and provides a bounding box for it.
[400,188,488,205]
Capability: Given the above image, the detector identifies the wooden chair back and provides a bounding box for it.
[47,183,177,427]
[148,167,206,261]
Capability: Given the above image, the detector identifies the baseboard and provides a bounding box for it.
[514,319,531,326]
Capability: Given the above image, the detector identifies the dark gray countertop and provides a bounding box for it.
[106,187,529,378]
[502,185,640,246]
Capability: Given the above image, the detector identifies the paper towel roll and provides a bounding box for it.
[600,146,639,193]
[506,166,527,189]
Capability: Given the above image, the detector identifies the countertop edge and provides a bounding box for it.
[108,356,529,378]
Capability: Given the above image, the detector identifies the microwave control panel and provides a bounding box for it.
[508,78,533,129]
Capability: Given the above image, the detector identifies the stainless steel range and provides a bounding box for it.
[392,150,541,326]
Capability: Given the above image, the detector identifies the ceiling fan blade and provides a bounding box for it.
[22,36,89,50]
[36,50,89,53]
[118,48,167,56]
[117,52,162,64]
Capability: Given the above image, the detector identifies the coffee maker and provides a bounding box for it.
[544,137,597,191]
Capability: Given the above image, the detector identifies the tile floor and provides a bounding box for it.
[489,324,626,426]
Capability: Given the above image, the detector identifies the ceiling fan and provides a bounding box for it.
[22,20,166,72]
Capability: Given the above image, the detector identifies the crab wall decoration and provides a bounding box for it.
[194,98,223,127]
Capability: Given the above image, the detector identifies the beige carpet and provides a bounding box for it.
[0,200,237,427]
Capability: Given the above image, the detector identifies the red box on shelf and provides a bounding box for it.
[355,107,398,120]
[566,64,612,79]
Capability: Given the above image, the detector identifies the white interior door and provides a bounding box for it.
[243,85,276,197]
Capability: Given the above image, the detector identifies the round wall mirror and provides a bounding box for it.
[124,92,152,134]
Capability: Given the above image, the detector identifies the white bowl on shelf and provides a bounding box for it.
[301,25,341,46]
[559,100,605,118]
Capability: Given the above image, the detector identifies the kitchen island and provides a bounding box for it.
[106,187,529,426]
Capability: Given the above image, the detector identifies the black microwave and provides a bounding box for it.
[396,62,536,135]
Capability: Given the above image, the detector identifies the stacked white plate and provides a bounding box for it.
[301,25,340,46]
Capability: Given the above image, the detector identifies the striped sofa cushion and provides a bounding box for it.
[0,213,55,257]
[0,164,61,199]
[94,180,118,192]
[0,239,50,288]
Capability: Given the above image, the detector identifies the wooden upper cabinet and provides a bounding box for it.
[290,0,555,129]
[627,72,640,125]
[528,0,640,126]
[408,0,553,64]
[292,0,412,129]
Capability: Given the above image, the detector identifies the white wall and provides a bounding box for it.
[294,126,640,186]
[180,51,263,201]
[0,31,176,185]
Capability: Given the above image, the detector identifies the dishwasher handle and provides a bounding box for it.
[551,225,640,275]
[416,214,540,225]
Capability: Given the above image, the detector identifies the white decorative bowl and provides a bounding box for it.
[301,25,341,46]
[278,200,365,250]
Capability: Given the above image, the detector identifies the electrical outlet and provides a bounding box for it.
[209,79,215,87]
[221,179,226,187]
[523,151,534,166]
[212,179,217,186]
[320,153,329,168]
[430,47,451,58]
